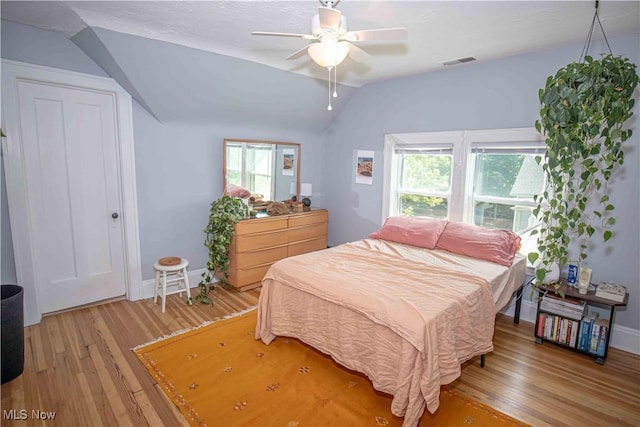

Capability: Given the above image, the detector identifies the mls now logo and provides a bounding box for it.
[3,409,57,420]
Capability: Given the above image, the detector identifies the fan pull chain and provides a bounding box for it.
[333,64,338,98]
[327,66,333,111]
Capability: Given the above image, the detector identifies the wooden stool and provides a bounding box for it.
[153,257,191,313]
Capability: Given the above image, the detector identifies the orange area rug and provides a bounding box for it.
[134,308,528,427]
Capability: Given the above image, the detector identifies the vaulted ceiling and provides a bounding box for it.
[2,1,638,130]
[3,1,639,86]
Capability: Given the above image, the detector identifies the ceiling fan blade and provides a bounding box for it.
[252,31,315,40]
[346,28,408,42]
[286,45,311,60]
[318,6,342,30]
[345,42,370,63]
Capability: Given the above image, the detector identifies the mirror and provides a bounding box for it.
[223,139,300,202]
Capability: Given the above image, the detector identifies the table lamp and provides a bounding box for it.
[301,183,312,207]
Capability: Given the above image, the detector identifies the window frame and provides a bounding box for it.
[394,144,454,219]
[383,127,545,227]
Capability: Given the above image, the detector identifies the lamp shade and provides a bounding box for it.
[308,39,349,68]
[301,183,313,197]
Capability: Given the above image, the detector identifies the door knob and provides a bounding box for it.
[112,212,119,219]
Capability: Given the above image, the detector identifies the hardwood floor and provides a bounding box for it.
[1,286,639,427]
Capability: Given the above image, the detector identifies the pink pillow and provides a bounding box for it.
[224,183,251,198]
[435,222,521,266]
[369,216,448,249]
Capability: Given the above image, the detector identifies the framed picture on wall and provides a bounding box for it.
[356,150,374,185]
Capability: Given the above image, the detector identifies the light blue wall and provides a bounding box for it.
[322,33,640,330]
[2,19,638,331]
[1,20,329,282]
[322,42,591,243]
[132,105,326,279]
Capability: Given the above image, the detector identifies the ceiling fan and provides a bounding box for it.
[252,0,407,67]
[252,0,407,110]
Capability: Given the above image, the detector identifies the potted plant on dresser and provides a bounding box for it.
[189,195,246,305]
[529,54,638,293]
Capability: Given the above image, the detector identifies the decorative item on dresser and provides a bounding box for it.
[300,183,313,208]
[228,209,328,291]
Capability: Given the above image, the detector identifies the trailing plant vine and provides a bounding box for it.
[189,195,246,305]
[529,54,638,287]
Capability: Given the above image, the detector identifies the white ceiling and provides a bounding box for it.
[2,1,639,87]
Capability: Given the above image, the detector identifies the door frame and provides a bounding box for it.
[1,59,142,325]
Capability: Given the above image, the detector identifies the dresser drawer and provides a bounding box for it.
[235,216,288,235]
[288,210,328,228]
[230,263,273,287]
[232,245,288,269]
[228,209,329,291]
[235,229,289,252]
[287,222,327,243]
[288,237,327,257]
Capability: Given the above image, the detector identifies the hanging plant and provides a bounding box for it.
[528,54,638,289]
[189,195,246,305]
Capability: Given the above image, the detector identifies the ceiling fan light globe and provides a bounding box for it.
[308,40,350,67]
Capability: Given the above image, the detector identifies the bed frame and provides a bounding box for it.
[480,277,528,367]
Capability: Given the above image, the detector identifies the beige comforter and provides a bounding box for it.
[256,239,499,427]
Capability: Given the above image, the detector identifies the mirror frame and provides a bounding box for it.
[223,138,301,201]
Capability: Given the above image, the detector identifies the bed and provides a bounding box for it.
[255,217,526,427]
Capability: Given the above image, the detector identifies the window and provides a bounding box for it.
[394,145,452,219]
[471,146,544,230]
[383,128,546,258]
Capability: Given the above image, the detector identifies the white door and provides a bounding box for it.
[15,80,126,313]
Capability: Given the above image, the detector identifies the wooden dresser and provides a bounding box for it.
[228,209,328,291]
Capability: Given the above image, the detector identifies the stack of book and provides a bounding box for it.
[537,313,580,347]
[577,313,609,356]
[595,283,627,302]
[536,293,588,348]
[539,293,587,320]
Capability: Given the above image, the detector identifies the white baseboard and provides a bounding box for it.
[609,324,640,355]
[500,298,640,356]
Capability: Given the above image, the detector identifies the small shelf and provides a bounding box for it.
[533,278,628,365]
